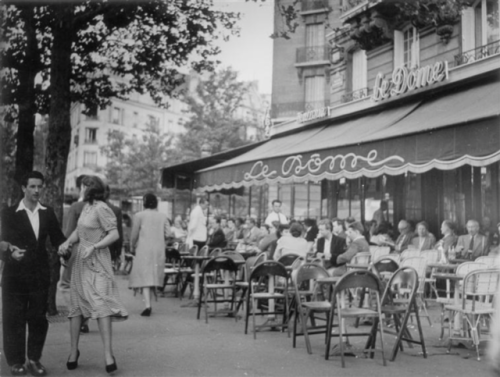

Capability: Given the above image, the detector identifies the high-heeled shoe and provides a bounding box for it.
[66,350,80,370]
[105,357,117,374]
[140,307,151,316]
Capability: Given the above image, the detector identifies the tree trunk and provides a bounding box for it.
[13,6,39,194]
[43,4,74,315]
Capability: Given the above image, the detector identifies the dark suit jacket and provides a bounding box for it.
[316,235,346,267]
[1,203,65,290]
[208,228,226,248]
[305,226,319,243]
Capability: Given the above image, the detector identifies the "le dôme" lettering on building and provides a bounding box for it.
[372,61,449,102]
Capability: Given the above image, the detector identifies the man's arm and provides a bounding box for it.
[336,242,359,265]
[47,207,66,248]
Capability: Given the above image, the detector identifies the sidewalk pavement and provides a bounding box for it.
[1,274,497,377]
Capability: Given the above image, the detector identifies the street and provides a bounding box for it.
[1,274,496,377]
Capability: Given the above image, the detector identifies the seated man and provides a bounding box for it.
[207,217,226,249]
[393,220,414,253]
[455,219,489,260]
[315,219,346,269]
[244,217,262,246]
[329,221,369,277]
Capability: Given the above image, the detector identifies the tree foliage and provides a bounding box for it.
[175,67,264,162]
[101,122,174,198]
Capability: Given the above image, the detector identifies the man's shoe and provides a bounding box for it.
[10,364,27,376]
[27,360,47,376]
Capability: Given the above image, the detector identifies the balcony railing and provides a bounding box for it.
[296,45,329,64]
[271,100,329,119]
[341,87,371,104]
[301,0,329,12]
[455,39,500,67]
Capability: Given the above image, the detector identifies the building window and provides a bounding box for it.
[84,128,97,143]
[351,49,367,92]
[462,0,500,53]
[111,106,123,125]
[83,151,97,167]
[394,26,420,69]
[133,111,139,128]
[304,75,325,111]
[148,114,160,128]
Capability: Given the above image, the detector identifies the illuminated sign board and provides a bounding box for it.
[372,61,449,102]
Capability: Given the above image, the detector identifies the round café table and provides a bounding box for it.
[180,255,211,307]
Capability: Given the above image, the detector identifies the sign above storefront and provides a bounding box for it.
[372,61,449,102]
[297,106,331,123]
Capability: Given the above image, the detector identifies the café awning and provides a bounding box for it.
[195,79,500,192]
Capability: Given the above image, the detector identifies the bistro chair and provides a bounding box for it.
[277,253,301,267]
[401,249,420,261]
[325,270,387,368]
[235,252,267,314]
[420,249,440,299]
[381,266,427,361]
[349,252,371,268]
[400,257,432,326]
[162,247,182,297]
[178,245,203,299]
[293,263,332,354]
[445,269,500,360]
[371,257,399,283]
[384,254,401,264]
[435,261,488,339]
[475,255,498,267]
[197,256,239,323]
[370,246,391,262]
[245,261,289,339]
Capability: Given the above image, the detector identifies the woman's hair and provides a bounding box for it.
[442,220,455,233]
[143,192,158,209]
[416,221,429,233]
[82,175,106,203]
[289,222,303,238]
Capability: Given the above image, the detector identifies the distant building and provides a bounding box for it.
[65,92,188,195]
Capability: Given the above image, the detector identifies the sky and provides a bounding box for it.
[212,0,275,95]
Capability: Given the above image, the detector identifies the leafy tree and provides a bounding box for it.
[175,67,264,162]
[2,0,240,214]
[101,122,174,198]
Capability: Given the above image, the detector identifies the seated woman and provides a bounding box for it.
[273,222,309,261]
[435,220,458,258]
[410,221,436,251]
[171,215,187,242]
[259,222,279,255]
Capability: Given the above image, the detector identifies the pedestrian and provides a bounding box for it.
[58,175,127,374]
[59,174,91,333]
[128,193,171,316]
[187,197,208,250]
[1,171,66,377]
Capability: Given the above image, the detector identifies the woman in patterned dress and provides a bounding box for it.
[129,193,170,316]
[59,176,127,373]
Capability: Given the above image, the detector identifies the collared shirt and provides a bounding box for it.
[323,236,332,260]
[16,200,46,240]
[264,211,288,226]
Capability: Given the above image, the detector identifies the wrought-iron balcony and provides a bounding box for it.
[341,87,371,104]
[271,100,329,119]
[301,0,329,12]
[296,45,329,65]
[454,40,500,67]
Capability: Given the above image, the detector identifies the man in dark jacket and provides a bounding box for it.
[315,219,346,269]
[1,171,66,376]
[208,217,226,249]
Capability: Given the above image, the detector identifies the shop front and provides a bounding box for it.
[162,70,500,237]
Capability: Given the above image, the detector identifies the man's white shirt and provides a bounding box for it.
[264,212,288,226]
[16,200,46,240]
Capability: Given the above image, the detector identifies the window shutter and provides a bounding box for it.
[461,7,475,53]
[393,30,404,69]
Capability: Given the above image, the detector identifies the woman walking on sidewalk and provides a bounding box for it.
[128,193,171,316]
[59,175,128,374]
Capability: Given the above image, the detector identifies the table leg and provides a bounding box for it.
[453,280,461,334]
[181,262,201,308]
